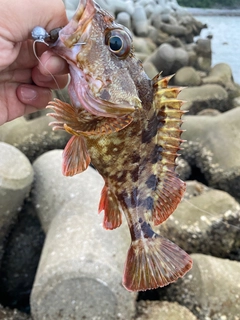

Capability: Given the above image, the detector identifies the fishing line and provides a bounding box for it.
[32,39,67,103]
[182,197,240,231]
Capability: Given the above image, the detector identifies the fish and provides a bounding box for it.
[47,0,192,291]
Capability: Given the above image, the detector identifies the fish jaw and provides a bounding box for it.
[67,66,139,117]
[50,0,142,117]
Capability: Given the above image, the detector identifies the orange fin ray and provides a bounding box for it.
[47,99,132,136]
[146,74,186,225]
[98,185,122,230]
[47,99,81,131]
[78,115,133,137]
[62,135,91,176]
[152,173,186,225]
[123,236,192,291]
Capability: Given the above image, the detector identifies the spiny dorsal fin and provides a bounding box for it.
[138,75,186,225]
[152,75,186,225]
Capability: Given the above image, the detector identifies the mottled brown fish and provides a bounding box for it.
[47,0,192,291]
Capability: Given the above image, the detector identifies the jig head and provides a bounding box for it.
[31,26,62,45]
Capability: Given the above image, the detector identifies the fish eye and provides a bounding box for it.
[105,29,132,59]
[109,36,123,52]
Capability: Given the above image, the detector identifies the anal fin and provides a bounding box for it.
[123,235,192,291]
[98,185,122,230]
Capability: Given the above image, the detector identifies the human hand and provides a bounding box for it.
[0,0,69,125]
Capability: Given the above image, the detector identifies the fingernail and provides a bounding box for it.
[20,86,37,101]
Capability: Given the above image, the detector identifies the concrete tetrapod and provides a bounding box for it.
[31,150,136,320]
[0,142,33,265]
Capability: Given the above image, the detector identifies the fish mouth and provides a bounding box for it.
[50,0,137,117]
[68,66,137,117]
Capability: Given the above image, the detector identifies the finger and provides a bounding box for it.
[17,84,52,109]
[39,51,69,76]
[31,66,69,89]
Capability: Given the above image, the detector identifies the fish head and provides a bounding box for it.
[51,0,143,117]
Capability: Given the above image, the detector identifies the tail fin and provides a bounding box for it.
[122,236,192,291]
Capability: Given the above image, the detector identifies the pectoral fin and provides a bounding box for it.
[47,98,132,136]
[62,135,91,176]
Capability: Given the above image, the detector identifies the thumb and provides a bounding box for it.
[1,0,68,42]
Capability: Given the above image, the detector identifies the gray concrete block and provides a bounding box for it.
[0,142,33,265]
[31,150,136,320]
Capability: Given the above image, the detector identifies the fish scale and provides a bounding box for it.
[46,0,192,291]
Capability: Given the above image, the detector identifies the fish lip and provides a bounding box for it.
[68,66,136,117]
[49,0,96,49]
[59,0,96,48]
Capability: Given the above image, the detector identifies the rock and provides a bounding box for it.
[159,22,188,37]
[132,6,149,37]
[136,300,197,320]
[0,143,33,266]
[143,61,158,79]
[135,52,148,62]
[178,84,229,114]
[197,108,221,116]
[144,3,155,18]
[196,56,212,73]
[0,304,32,320]
[174,67,202,86]
[116,12,131,30]
[203,63,234,88]
[171,47,189,73]
[194,39,212,72]
[166,36,185,48]
[0,201,44,312]
[181,108,240,198]
[183,180,208,199]
[159,185,240,257]
[0,116,68,163]
[145,43,175,75]
[162,254,240,320]
[31,150,136,320]
[161,13,178,25]
[133,36,156,55]
[195,38,211,55]
[148,27,169,46]
[94,0,135,16]
[233,96,240,108]
[176,158,192,181]
[188,53,198,69]
[203,63,238,101]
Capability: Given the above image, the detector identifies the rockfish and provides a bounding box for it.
[47,0,192,291]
